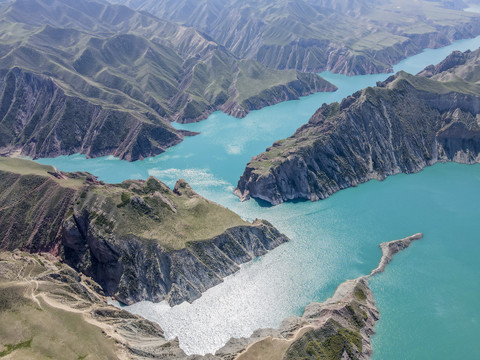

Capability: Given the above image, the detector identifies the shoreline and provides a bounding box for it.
[186,233,424,359]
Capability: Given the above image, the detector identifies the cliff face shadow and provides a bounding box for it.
[252,198,274,208]
[288,198,310,204]
[252,197,309,207]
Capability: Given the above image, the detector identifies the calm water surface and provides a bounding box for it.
[37,36,480,358]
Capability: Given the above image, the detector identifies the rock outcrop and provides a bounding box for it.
[236,49,480,205]
[370,233,423,276]
[418,49,471,77]
[0,158,289,307]
[64,215,288,306]
[222,72,337,119]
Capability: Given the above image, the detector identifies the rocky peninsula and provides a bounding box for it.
[210,233,423,360]
[236,48,480,205]
[0,157,288,306]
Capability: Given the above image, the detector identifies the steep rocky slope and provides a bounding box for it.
[236,48,480,205]
[0,68,190,161]
[110,0,480,75]
[0,158,288,306]
[0,0,335,160]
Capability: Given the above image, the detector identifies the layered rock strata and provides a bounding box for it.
[110,0,480,75]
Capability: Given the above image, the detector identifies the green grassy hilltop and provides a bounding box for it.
[0,157,248,251]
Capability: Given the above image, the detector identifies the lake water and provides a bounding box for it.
[37,35,480,358]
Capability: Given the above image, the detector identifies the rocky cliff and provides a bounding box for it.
[253,18,480,75]
[0,158,288,306]
[64,213,288,306]
[0,68,189,161]
[222,72,337,119]
[236,49,480,205]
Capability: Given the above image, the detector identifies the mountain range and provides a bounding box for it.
[110,0,480,75]
[1,0,480,161]
[1,2,480,359]
[0,0,335,160]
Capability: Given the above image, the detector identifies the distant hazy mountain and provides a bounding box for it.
[111,0,480,75]
[0,0,334,160]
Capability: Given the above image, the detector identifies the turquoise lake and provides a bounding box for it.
[37,35,480,358]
